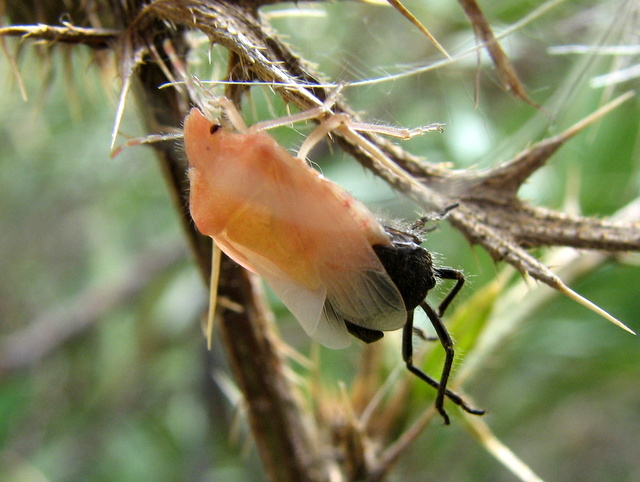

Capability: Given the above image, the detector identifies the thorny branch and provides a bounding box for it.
[0,23,118,47]
[2,0,639,480]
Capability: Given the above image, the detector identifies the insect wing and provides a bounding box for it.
[258,267,352,349]
[212,228,352,348]
[323,265,407,333]
[184,107,406,348]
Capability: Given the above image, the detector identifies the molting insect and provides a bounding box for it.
[184,96,484,424]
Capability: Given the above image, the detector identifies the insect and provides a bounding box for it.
[184,95,484,424]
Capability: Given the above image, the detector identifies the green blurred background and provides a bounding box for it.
[1,0,639,480]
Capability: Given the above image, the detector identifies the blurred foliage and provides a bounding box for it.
[1,0,640,481]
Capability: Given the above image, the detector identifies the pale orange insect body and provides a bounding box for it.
[184,105,407,349]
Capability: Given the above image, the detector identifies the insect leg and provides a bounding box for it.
[420,300,455,424]
[247,85,345,135]
[297,109,440,162]
[411,203,459,232]
[297,113,351,160]
[403,304,485,424]
[110,131,184,158]
[434,267,464,316]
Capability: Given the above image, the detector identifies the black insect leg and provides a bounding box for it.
[434,267,464,316]
[420,300,455,424]
[402,305,485,424]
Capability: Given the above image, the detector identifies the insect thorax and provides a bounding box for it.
[373,235,436,312]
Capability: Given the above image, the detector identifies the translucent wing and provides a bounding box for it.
[323,266,407,332]
[263,272,352,349]
[215,239,352,348]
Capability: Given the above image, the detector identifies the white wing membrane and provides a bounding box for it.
[263,273,352,349]
[221,240,353,349]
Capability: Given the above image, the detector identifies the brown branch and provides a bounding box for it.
[475,204,640,251]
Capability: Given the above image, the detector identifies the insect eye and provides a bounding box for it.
[210,124,222,135]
